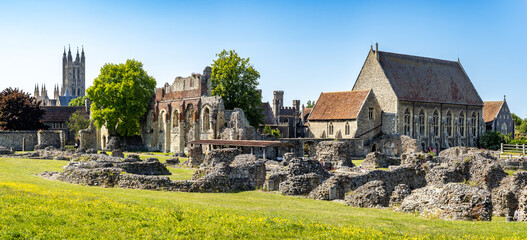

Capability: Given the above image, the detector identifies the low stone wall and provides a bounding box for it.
[0,130,64,151]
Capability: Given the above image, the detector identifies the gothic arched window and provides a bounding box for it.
[433,110,439,137]
[172,110,179,128]
[345,122,350,135]
[202,107,210,131]
[328,122,334,136]
[404,108,410,135]
[459,111,465,137]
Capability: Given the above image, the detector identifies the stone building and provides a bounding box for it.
[351,44,484,150]
[483,97,514,137]
[260,90,305,138]
[307,90,381,141]
[137,67,258,153]
[34,46,85,106]
[41,105,89,144]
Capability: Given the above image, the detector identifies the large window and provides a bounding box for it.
[433,110,439,136]
[418,109,425,135]
[404,108,410,135]
[459,111,465,137]
[446,110,452,137]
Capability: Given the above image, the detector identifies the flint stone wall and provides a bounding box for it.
[399,183,492,221]
[371,134,422,157]
[315,141,354,169]
[361,152,400,169]
[0,130,64,151]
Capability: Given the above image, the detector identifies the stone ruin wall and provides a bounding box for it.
[0,130,64,151]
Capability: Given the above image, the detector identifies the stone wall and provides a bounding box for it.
[308,120,357,139]
[79,122,97,150]
[0,130,64,151]
[0,131,37,151]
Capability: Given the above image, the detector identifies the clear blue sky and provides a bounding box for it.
[1,0,526,117]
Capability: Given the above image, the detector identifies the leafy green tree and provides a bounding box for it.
[479,130,506,150]
[211,50,264,127]
[0,88,47,130]
[69,96,88,106]
[67,110,90,139]
[519,121,527,134]
[306,100,316,108]
[263,126,281,139]
[86,59,156,137]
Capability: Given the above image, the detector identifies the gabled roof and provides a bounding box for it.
[42,106,87,122]
[377,51,483,106]
[483,101,504,123]
[308,90,370,121]
[303,108,312,119]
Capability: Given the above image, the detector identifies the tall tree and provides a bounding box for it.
[211,50,263,127]
[0,88,47,130]
[86,59,156,137]
[69,96,88,106]
[67,110,90,139]
[306,100,316,108]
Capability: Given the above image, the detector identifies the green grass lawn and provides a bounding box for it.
[1,157,527,239]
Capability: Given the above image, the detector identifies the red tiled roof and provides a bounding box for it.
[308,90,370,120]
[41,106,88,122]
[483,101,503,123]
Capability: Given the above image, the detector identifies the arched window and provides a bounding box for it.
[501,122,508,134]
[418,109,425,135]
[446,111,452,137]
[433,110,439,137]
[202,108,210,131]
[345,122,350,135]
[459,111,465,137]
[404,108,410,135]
[159,111,166,133]
[328,122,334,136]
[471,112,477,136]
[172,110,179,127]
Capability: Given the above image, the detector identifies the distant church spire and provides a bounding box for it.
[67,45,72,62]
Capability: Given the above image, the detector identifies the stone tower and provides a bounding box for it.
[272,90,284,118]
[62,45,85,97]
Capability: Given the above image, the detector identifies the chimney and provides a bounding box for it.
[375,42,379,61]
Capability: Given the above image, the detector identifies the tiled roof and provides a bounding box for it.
[42,106,87,122]
[189,139,293,147]
[261,102,276,125]
[378,51,483,106]
[303,108,312,120]
[308,90,370,120]
[483,101,503,123]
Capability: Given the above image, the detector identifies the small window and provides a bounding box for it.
[433,110,439,137]
[368,108,374,120]
[459,111,465,137]
[403,108,410,135]
[345,122,350,135]
[328,122,334,136]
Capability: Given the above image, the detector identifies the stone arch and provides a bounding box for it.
[201,106,211,131]
[172,109,179,128]
[158,110,167,133]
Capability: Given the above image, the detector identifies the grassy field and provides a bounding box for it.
[1,157,527,239]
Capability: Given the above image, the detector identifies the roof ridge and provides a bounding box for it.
[379,51,458,64]
[321,89,370,94]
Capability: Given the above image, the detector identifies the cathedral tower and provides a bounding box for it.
[62,45,85,97]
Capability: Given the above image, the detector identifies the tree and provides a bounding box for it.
[69,96,88,106]
[479,130,507,150]
[86,59,156,137]
[519,121,527,134]
[306,100,316,108]
[211,50,264,127]
[67,110,90,139]
[0,88,47,130]
[512,113,524,130]
[263,125,281,139]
